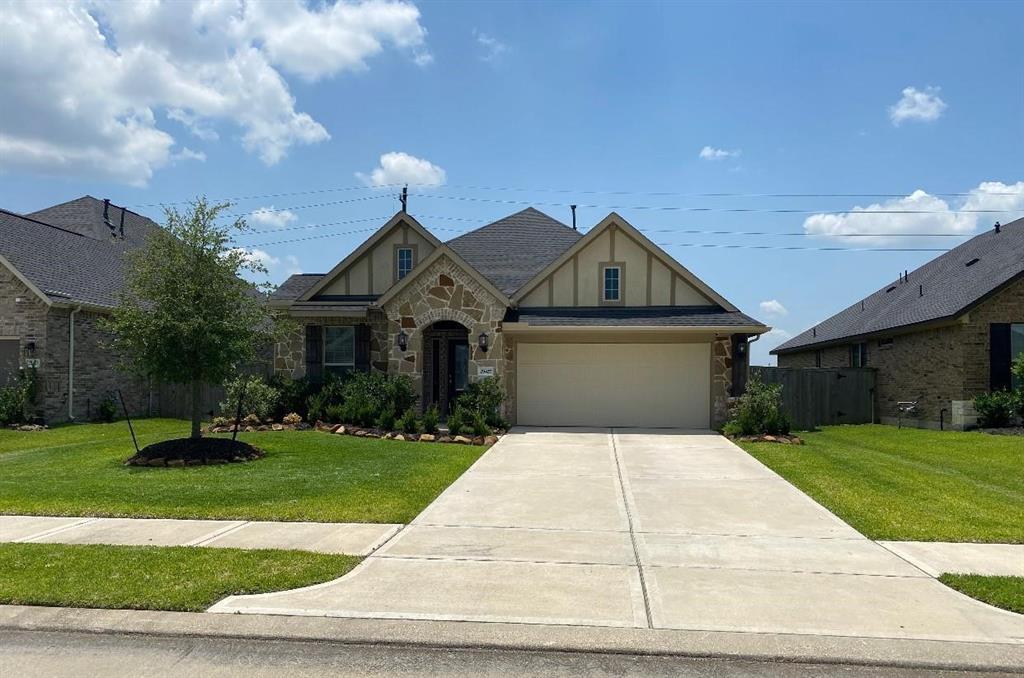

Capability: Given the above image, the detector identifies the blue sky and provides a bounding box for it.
[2,1,1022,364]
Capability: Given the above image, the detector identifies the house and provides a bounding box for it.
[772,218,1024,429]
[270,208,768,428]
[0,197,160,422]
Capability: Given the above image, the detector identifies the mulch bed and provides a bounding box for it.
[204,420,502,446]
[977,427,1024,436]
[732,433,804,445]
[125,438,264,467]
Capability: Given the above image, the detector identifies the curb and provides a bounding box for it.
[1,605,1022,673]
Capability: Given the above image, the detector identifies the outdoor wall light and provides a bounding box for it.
[25,341,36,357]
[478,331,489,352]
[397,330,408,352]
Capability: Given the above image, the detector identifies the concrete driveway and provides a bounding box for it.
[212,429,1024,643]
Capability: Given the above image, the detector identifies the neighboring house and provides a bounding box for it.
[270,208,768,428]
[0,197,159,422]
[773,218,1024,429]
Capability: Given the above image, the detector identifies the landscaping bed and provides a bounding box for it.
[205,418,501,446]
[738,425,1024,543]
[0,542,359,612]
[125,437,264,467]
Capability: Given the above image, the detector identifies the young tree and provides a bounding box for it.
[104,198,279,440]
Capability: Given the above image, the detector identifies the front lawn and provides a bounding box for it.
[0,419,484,523]
[0,542,358,611]
[939,574,1024,615]
[739,425,1024,543]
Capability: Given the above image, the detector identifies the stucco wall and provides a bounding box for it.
[318,222,436,297]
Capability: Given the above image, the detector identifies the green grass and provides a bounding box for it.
[0,418,484,523]
[0,542,358,611]
[738,425,1024,543]
[939,574,1024,615]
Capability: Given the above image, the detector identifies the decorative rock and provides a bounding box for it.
[394,434,405,441]
[453,435,472,444]
[272,423,284,431]
[382,432,394,440]
[472,436,485,445]
[147,458,166,467]
[230,456,245,463]
[483,435,498,446]
[295,422,312,430]
[419,433,435,442]
[257,425,270,431]
[242,414,260,426]
[282,413,302,425]
[334,425,347,435]
[167,459,185,467]
[186,459,203,466]
[437,434,452,444]
[329,424,342,433]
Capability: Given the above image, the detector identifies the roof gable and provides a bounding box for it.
[298,212,442,301]
[376,245,511,308]
[446,207,582,295]
[774,217,1024,353]
[512,212,738,311]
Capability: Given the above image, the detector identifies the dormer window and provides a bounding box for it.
[601,263,623,305]
[396,247,414,280]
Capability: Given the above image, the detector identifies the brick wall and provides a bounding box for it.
[775,275,1024,428]
[0,267,50,419]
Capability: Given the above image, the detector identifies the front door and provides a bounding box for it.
[447,339,469,414]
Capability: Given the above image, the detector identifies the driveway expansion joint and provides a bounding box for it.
[610,428,655,629]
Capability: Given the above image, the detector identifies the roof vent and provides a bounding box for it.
[965,257,980,267]
[886,285,897,293]
[994,221,1001,234]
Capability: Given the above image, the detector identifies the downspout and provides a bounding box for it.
[68,306,81,421]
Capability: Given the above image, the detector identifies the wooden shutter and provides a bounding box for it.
[354,324,371,373]
[990,323,1012,391]
[305,324,323,384]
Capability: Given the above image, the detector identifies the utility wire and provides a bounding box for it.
[410,193,1019,215]
[130,182,1023,207]
[658,242,951,253]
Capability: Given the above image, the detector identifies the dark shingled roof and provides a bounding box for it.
[774,217,1024,354]
[447,207,582,295]
[507,306,763,327]
[28,196,162,249]
[0,209,131,308]
[270,273,325,302]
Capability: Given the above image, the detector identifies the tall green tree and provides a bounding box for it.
[104,198,279,439]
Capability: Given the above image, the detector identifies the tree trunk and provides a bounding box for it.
[190,379,202,439]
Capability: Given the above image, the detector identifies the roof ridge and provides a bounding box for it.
[0,208,90,239]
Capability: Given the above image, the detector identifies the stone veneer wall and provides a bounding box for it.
[711,337,733,427]
[381,254,510,416]
[273,310,390,379]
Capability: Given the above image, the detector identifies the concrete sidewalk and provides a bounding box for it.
[210,428,1024,645]
[880,541,1023,578]
[0,516,400,556]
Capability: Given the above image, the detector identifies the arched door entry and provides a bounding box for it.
[422,320,469,417]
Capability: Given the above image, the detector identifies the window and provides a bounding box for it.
[814,350,822,368]
[1012,324,1024,390]
[850,342,868,367]
[324,326,355,377]
[397,247,414,280]
[603,266,621,302]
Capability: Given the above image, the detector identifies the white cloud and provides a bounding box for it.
[803,181,1024,245]
[357,151,446,187]
[474,30,508,62]
[889,86,947,125]
[0,1,428,184]
[231,247,303,284]
[249,206,298,229]
[698,145,741,161]
[759,300,788,317]
[751,328,792,366]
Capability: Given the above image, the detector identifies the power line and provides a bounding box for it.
[218,194,390,219]
[410,193,1019,215]
[130,182,1023,208]
[658,242,951,253]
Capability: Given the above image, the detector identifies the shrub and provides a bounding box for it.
[722,376,791,437]
[445,405,469,436]
[458,377,505,426]
[220,375,280,420]
[305,374,346,423]
[422,404,440,434]
[398,407,420,434]
[282,412,302,425]
[337,372,416,426]
[268,375,313,420]
[974,390,1017,428]
[96,395,118,423]
[469,409,491,437]
[375,409,396,431]
[0,369,35,426]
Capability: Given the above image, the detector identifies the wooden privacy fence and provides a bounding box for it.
[750,366,876,431]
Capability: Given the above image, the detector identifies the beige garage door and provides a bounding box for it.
[516,342,711,428]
